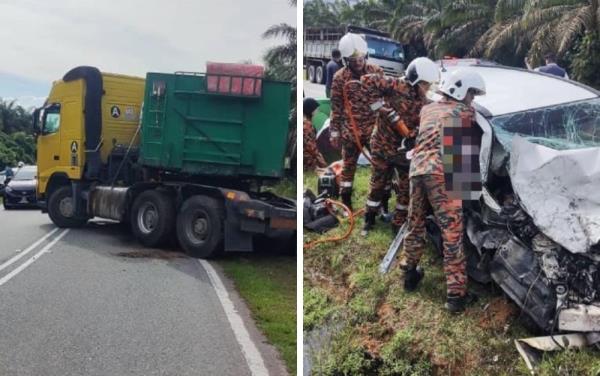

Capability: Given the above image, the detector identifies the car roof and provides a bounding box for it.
[17,165,36,172]
[437,61,599,117]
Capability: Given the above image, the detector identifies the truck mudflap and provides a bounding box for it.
[235,194,296,233]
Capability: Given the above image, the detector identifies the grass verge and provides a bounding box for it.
[219,253,297,374]
[304,167,600,375]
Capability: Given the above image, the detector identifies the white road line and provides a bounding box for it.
[198,259,269,376]
[0,227,60,273]
[0,229,69,287]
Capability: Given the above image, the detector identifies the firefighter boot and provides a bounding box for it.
[379,193,391,222]
[340,190,353,212]
[361,211,377,236]
[445,292,479,313]
[403,266,425,292]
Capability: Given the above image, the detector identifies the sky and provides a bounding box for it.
[0,0,296,109]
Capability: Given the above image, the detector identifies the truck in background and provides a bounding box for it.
[34,65,296,258]
[304,25,405,83]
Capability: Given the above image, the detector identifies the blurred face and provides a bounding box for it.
[463,90,475,106]
[347,55,366,72]
[416,81,431,97]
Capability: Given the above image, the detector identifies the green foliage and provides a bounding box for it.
[0,98,36,170]
[218,254,297,374]
[0,130,36,170]
[304,287,337,330]
[263,1,298,173]
[315,328,376,375]
[535,348,600,375]
[304,0,600,89]
[571,32,600,88]
[379,329,433,376]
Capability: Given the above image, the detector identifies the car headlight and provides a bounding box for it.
[4,186,12,193]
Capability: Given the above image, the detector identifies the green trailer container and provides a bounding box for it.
[139,72,292,179]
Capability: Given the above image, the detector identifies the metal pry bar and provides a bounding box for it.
[379,222,409,274]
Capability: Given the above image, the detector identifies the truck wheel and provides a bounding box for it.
[176,195,224,259]
[48,186,88,228]
[316,65,325,84]
[131,190,175,247]
[308,65,316,83]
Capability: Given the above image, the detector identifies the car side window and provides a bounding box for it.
[43,104,61,135]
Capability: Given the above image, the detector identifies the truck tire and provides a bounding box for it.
[130,190,175,247]
[308,65,316,83]
[316,65,325,84]
[176,195,224,259]
[48,186,88,228]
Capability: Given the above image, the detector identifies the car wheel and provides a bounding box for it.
[176,195,224,259]
[308,65,316,83]
[48,186,88,227]
[3,201,13,210]
[130,189,175,247]
[316,65,325,84]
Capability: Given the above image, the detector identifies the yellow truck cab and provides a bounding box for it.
[35,66,144,225]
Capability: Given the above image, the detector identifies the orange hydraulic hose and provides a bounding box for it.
[303,199,365,250]
[342,80,375,165]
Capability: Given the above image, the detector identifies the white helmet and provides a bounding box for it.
[338,33,368,59]
[439,68,486,101]
[405,57,439,86]
[17,161,24,168]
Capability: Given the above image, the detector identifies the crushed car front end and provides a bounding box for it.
[433,63,600,333]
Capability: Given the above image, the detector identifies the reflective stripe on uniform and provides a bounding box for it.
[340,181,353,188]
[396,204,408,210]
[366,200,380,207]
[370,100,384,111]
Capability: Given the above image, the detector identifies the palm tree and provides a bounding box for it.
[386,0,444,59]
[262,22,297,82]
[263,0,297,172]
[304,0,343,26]
[470,0,599,66]
[0,99,17,134]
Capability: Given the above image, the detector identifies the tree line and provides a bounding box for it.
[304,0,600,89]
[0,99,36,170]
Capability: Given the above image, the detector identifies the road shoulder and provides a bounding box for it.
[209,261,290,376]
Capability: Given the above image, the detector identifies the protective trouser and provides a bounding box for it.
[339,135,370,195]
[365,156,409,227]
[402,174,466,296]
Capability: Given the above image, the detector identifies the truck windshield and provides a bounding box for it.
[490,97,600,151]
[365,36,404,62]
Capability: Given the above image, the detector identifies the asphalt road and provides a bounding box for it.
[0,208,287,376]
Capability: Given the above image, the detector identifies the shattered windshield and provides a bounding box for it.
[489,97,600,151]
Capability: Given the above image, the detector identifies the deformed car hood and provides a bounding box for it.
[509,135,600,254]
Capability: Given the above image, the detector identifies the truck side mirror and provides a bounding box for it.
[32,108,41,136]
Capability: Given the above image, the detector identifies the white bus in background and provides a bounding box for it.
[304,25,405,83]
